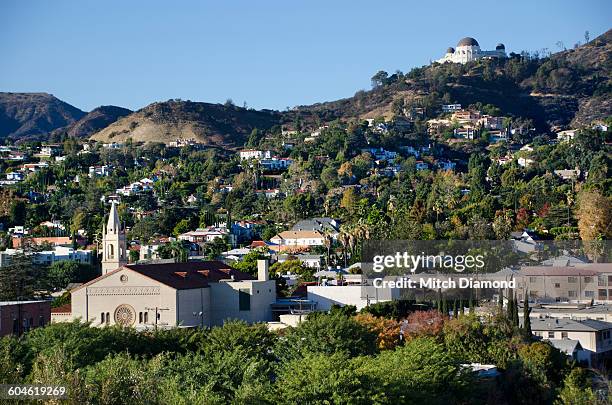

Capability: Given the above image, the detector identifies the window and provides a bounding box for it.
[529,277,537,283]
[101,313,105,324]
[608,276,612,284]
[548,332,555,338]
[568,291,576,298]
[602,331,610,340]
[599,275,607,287]
[598,289,607,300]
[144,312,148,323]
[106,312,110,324]
[139,312,143,323]
[584,277,593,283]
[554,283,561,288]
[585,291,594,298]
[568,277,577,283]
[561,332,568,338]
[239,288,251,311]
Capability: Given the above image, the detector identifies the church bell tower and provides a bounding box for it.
[101,201,127,274]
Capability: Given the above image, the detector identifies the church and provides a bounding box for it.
[53,202,276,328]
[436,37,506,64]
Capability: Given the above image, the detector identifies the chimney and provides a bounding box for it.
[257,259,269,281]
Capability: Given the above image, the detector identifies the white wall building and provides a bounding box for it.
[56,260,275,328]
[437,37,506,64]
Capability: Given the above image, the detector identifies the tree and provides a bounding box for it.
[371,70,389,88]
[523,290,532,338]
[354,313,401,350]
[0,252,41,300]
[555,367,596,405]
[9,200,27,226]
[340,188,358,216]
[402,310,445,340]
[359,337,475,404]
[47,261,98,291]
[576,190,611,240]
[129,249,140,263]
[275,352,368,404]
[274,312,377,362]
[232,249,266,276]
[172,219,191,237]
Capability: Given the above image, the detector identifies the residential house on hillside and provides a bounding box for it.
[530,318,612,367]
[291,218,340,238]
[275,254,323,270]
[178,227,228,244]
[270,230,325,251]
[442,104,462,113]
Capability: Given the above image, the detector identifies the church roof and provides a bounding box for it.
[125,261,255,289]
[457,37,479,47]
[73,261,255,291]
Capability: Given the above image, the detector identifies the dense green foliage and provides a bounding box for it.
[1,310,603,404]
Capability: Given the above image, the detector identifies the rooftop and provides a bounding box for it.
[531,318,612,332]
[74,261,254,291]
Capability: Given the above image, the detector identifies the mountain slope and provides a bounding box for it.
[291,29,612,131]
[90,100,280,147]
[52,105,132,138]
[0,92,86,141]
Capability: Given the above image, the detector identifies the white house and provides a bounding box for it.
[6,172,25,181]
[557,130,578,142]
[178,227,228,243]
[442,104,462,113]
[270,230,325,251]
[89,165,112,178]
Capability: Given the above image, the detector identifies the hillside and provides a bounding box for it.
[0,92,85,141]
[291,29,612,131]
[3,30,610,145]
[52,105,132,138]
[90,100,280,147]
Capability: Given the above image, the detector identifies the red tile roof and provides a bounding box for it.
[124,261,255,289]
[72,261,255,292]
[51,303,72,314]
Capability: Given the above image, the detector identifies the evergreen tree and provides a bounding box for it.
[498,289,504,310]
[513,292,520,328]
[459,300,465,316]
[453,299,458,318]
[442,299,448,317]
[523,290,532,338]
[469,290,475,314]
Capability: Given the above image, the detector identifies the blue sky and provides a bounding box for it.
[1,0,610,112]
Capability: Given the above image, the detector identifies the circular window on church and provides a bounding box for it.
[114,304,135,326]
[120,274,128,283]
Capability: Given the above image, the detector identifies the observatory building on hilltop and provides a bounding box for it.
[436,37,506,64]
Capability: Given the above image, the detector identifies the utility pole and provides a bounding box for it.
[145,306,169,330]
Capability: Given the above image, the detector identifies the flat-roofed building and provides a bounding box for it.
[530,318,612,367]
